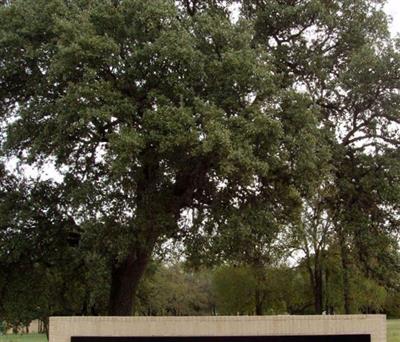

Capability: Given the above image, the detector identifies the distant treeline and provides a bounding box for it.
[134,261,400,317]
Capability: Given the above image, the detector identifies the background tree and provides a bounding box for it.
[212,265,257,315]
[136,262,215,316]
[244,0,400,314]
[0,166,98,336]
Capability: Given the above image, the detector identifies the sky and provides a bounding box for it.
[386,0,400,35]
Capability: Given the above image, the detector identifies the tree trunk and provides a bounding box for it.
[255,287,263,315]
[305,253,323,314]
[314,268,323,314]
[108,248,152,316]
[43,317,49,341]
[325,267,330,314]
[339,234,351,314]
[341,250,351,314]
[253,263,265,315]
[315,250,324,314]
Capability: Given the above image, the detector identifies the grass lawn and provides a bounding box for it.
[388,320,400,342]
[0,320,399,342]
[0,334,46,342]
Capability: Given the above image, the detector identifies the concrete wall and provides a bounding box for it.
[49,315,386,342]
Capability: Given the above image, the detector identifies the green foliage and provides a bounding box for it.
[353,276,387,313]
[0,0,325,315]
[0,166,109,326]
[136,263,214,316]
[386,292,400,318]
[1,0,400,317]
[261,267,313,315]
[212,265,257,315]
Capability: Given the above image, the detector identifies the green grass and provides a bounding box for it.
[0,320,399,342]
[0,334,46,342]
[388,320,400,342]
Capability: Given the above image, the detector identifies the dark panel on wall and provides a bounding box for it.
[72,335,371,342]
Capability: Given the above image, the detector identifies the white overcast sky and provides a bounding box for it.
[386,0,400,35]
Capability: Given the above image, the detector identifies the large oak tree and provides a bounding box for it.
[0,0,324,315]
